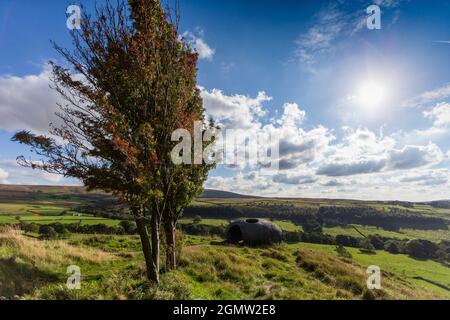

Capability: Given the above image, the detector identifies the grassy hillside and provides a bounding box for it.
[0,227,448,300]
[0,185,449,300]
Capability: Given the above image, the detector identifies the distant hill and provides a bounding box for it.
[0,184,254,200]
[199,189,258,199]
[427,200,450,209]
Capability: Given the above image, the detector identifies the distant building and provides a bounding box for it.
[226,218,282,245]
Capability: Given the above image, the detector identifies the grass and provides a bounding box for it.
[0,185,448,300]
[2,227,448,300]
[290,242,450,298]
[273,220,302,232]
[0,226,115,265]
[323,225,450,242]
[19,216,120,226]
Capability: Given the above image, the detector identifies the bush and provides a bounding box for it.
[19,222,40,233]
[119,220,137,234]
[406,239,439,260]
[385,240,400,254]
[38,225,58,239]
[359,238,375,253]
[336,245,352,259]
[335,234,360,247]
[368,235,384,250]
[179,223,225,237]
[302,219,323,233]
[193,215,202,224]
[51,222,67,234]
[434,241,450,263]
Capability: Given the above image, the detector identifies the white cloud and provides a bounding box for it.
[272,171,317,185]
[387,143,444,170]
[402,84,450,108]
[0,168,9,183]
[398,169,449,186]
[316,128,444,176]
[206,172,275,196]
[295,1,403,68]
[425,102,450,127]
[0,160,72,185]
[0,66,61,133]
[200,87,270,130]
[277,103,306,127]
[420,102,450,135]
[295,4,347,66]
[275,125,334,169]
[183,30,215,61]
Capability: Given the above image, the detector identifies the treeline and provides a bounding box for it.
[428,200,450,209]
[184,205,317,224]
[285,231,449,264]
[16,219,449,264]
[318,206,447,231]
[184,205,448,231]
[176,220,450,264]
[19,221,137,238]
[72,205,132,221]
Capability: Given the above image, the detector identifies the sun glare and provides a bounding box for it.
[356,81,386,108]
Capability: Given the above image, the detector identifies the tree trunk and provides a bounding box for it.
[164,221,176,270]
[150,212,160,281]
[135,216,159,283]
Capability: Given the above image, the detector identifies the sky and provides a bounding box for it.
[0,0,449,201]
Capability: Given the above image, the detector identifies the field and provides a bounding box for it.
[0,185,449,300]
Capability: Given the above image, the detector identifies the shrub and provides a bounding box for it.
[119,220,137,234]
[385,240,400,254]
[336,245,352,259]
[38,225,58,239]
[406,239,439,260]
[50,222,67,234]
[335,234,359,247]
[302,219,323,233]
[359,238,375,252]
[193,215,202,224]
[19,222,40,233]
[368,235,384,250]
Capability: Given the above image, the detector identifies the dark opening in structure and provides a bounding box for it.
[228,225,243,243]
[226,219,283,245]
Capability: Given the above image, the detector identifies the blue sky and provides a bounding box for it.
[0,0,449,201]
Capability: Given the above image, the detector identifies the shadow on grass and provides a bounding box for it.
[0,257,59,298]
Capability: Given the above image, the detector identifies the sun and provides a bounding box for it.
[356,81,387,108]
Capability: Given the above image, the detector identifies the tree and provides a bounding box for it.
[302,219,323,233]
[406,239,438,260]
[39,225,58,239]
[384,240,400,254]
[368,235,384,250]
[119,220,137,234]
[193,215,202,224]
[12,0,213,282]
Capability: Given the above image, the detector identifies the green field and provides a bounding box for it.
[290,242,450,297]
[0,185,449,300]
[323,225,450,242]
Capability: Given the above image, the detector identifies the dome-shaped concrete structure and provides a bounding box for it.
[226,218,282,245]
